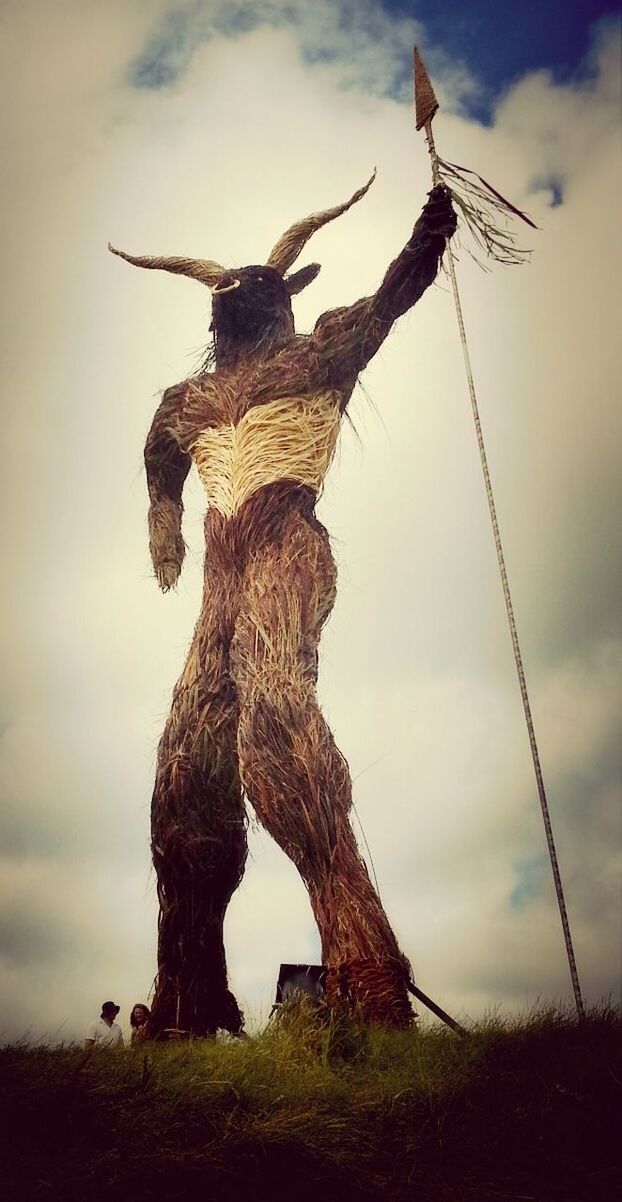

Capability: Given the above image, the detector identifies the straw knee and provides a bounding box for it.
[152,698,247,909]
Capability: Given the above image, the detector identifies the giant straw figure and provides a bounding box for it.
[110,175,456,1036]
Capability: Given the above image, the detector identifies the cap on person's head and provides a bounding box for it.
[101,1001,120,1016]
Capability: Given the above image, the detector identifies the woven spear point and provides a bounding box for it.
[414,46,438,130]
[413,46,534,264]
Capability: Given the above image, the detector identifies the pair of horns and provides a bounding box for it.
[108,170,376,288]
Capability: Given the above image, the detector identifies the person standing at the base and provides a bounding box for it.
[129,1002,151,1045]
[84,1001,124,1050]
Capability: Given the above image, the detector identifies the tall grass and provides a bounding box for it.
[1,1004,620,1201]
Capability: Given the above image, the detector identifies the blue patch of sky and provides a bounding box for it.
[128,0,619,119]
[531,175,565,207]
[128,5,201,90]
[379,1,620,106]
[548,181,564,208]
[509,855,548,911]
[209,1,295,38]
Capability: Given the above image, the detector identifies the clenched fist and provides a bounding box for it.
[422,183,457,240]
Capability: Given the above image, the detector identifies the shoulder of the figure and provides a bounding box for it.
[311,299,370,338]
[161,379,193,405]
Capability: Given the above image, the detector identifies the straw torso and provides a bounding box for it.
[191,391,342,519]
[169,336,356,564]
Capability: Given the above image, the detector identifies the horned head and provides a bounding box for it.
[108,172,376,363]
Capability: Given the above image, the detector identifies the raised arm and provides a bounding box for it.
[144,383,191,592]
[311,184,456,388]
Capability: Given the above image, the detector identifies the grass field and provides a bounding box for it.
[1,1004,620,1201]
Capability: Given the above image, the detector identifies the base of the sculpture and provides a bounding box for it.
[147,983,245,1040]
[325,956,414,1028]
[144,955,419,1040]
[145,974,465,1039]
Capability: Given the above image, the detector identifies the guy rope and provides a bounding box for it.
[413,46,586,1022]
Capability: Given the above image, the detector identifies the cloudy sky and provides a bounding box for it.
[1,0,620,1042]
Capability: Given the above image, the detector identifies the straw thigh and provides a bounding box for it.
[149,560,247,1037]
[230,504,412,1026]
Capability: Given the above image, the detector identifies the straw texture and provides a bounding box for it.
[230,506,412,1026]
[135,184,455,1035]
[413,46,439,131]
[149,552,247,1037]
[266,172,377,275]
[108,244,225,286]
[192,391,342,518]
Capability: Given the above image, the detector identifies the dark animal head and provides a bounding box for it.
[109,171,375,367]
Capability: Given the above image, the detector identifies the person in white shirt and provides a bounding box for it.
[84,1001,124,1050]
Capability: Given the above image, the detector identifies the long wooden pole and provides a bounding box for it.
[415,49,586,1022]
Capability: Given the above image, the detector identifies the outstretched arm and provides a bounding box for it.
[144,383,191,592]
[311,184,456,388]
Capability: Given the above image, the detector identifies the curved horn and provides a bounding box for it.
[108,244,225,287]
[266,170,377,275]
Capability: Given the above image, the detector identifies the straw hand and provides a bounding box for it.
[155,561,182,592]
[423,184,457,240]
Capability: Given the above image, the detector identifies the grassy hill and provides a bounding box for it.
[1,1005,620,1201]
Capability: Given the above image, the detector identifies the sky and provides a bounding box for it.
[0,0,620,1043]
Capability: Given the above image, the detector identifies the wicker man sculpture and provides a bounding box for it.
[110,175,456,1036]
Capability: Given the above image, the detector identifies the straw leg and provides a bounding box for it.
[149,580,247,1037]
[231,511,412,1026]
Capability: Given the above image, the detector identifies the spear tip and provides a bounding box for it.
[413,45,439,131]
